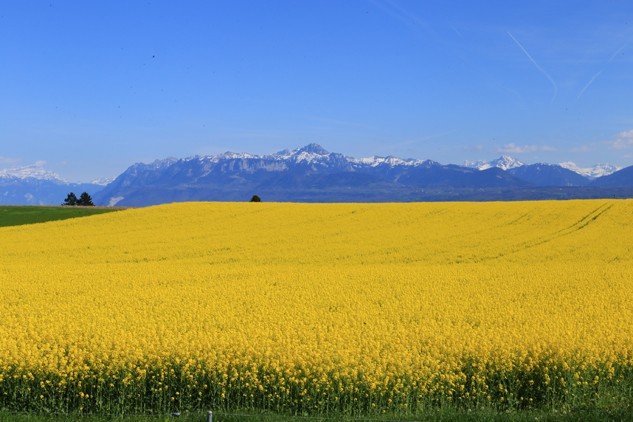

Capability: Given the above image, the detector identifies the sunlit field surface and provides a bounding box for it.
[1,200,632,415]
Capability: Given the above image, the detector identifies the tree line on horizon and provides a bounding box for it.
[63,192,94,206]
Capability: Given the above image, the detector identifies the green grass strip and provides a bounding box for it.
[0,206,122,228]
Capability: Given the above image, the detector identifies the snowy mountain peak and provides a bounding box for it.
[490,156,525,171]
[273,149,293,157]
[558,162,621,180]
[296,143,330,155]
[464,156,525,171]
[152,157,178,168]
[0,165,67,183]
[262,144,333,164]
[463,159,490,170]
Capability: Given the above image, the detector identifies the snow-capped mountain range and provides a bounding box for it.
[0,165,118,186]
[558,162,622,180]
[464,156,620,178]
[136,146,621,180]
[0,165,106,206]
[0,165,68,183]
[156,144,434,169]
[1,148,621,184]
[3,144,632,206]
[464,155,525,171]
[90,143,633,207]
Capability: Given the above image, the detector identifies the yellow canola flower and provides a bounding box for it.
[0,200,632,414]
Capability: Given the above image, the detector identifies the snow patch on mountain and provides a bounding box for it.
[108,196,124,206]
[558,162,621,179]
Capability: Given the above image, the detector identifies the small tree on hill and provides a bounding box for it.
[250,195,261,202]
[77,192,94,206]
[63,192,78,206]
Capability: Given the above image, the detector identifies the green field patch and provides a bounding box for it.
[0,206,122,228]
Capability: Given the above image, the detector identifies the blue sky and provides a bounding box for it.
[1,1,633,182]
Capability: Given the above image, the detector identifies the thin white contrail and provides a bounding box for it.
[609,42,628,62]
[450,25,464,39]
[577,70,603,99]
[508,31,557,102]
[578,42,628,99]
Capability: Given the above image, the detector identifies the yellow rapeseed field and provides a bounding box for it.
[0,200,632,414]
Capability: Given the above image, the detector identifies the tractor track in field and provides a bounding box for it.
[476,202,613,262]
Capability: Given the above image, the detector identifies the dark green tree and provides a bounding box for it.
[250,195,261,202]
[77,192,94,206]
[63,192,78,206]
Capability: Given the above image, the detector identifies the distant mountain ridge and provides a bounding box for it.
[90,177,116,186]
[507,163,591,187]
[464,157,620,178]
[0,165,104,206]
[558,162,621,179]
[0,165,68,183]
[4,145,633,206]
[589,165,633,187]
[92,143,633,207]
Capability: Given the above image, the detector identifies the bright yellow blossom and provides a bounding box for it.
[0,200,631,414]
